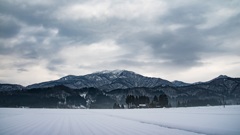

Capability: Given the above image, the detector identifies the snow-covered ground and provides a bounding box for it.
[0,106,239,135]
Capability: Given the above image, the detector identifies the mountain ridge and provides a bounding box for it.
[0,70,237,92]
[26,70,173,91]
[0,71,239,108]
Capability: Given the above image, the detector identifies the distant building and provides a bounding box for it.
[138,104,147,108]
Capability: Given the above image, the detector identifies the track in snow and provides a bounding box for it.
[0,106,240,135]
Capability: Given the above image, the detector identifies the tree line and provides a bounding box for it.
[125,93,169,108]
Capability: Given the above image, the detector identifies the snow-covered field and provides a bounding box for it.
[0,106,240,135]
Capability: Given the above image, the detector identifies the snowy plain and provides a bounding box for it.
[0,105,240,135]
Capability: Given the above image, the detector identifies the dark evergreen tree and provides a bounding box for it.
[130,95,135,108]
[134,96,139,106]
[153,95,158,103]
[177,101,181,107]
[159,93,168,107]
[126,95,135,108]
[149,101,155,108]
[126,95,130,108]
[138,96,149,105]
[113,103,121,109]
[151,95,158,108]
[113,103,117,109]
[146,96,150,104]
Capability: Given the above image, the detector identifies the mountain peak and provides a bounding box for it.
[216,75,229,79]
[94,70,134,75]
[95,69,123,74]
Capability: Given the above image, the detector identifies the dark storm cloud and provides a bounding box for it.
[117,28,207,68]
[206,12,240,39]
[0,17,20,38]
[0,1,53,26]
[56,20,104,44]
[142,27,209,67]
[116,1,240,68]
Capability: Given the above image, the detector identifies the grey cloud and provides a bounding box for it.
[0,1,54,58]
[206,12,240,39]
[208,18,240,56]
[159,3,207,26]
[0,20,20,38]
[0,54,35,73]
[117,27,208,68]
[111,60,167,69]
[17,68,28,72]
[0,0,110,42]
[0,41,39,59]
[0,0,239,80]
[145,4,210,67]
[116,1,239,68]
[0,0,121,51]
[46,58,66,71]
[57,21,103,44]
[0,1,52,26]
[144,27,208,66]
[0,14,21,38]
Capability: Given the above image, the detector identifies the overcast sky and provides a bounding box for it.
[0,0,240,86]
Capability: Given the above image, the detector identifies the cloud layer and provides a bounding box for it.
[0,0,240,85]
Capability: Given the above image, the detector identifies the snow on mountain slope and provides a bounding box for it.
[0,105,239,135]
[27,70,173,91]
[172,80,190,87]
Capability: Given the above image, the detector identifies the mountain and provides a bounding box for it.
[1,76,239,108]
[27,70,173,91]
[108,76,240,107]
[197,75,240,96]
[0,71,239,109]
[0,84,24,91]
